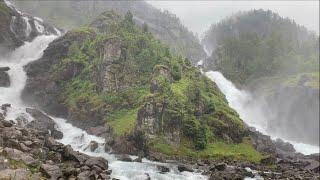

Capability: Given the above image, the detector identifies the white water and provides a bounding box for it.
[22,16,32,37]
[0,7,207,179]
[205,71,319,155]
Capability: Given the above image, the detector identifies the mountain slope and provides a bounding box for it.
[202,9,319,84]
[12,0,206,64]
[22,10,263,161]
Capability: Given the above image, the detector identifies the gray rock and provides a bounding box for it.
[117,154,132,162]
[40,163,62,179]
[85,157,108,169]
[157,165,170,173]
[0,67,10,71]
[88,141,99,152]
[3,148,38,166]
[177,164,194,172]
[215,163,227,171]
[0,71,10,87]
[0,169,31,180]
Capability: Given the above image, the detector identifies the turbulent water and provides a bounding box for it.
[205,71,320,155]
[0,16,207,180]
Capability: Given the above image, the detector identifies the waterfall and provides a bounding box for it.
[205,71,319,155]
[0,34,208,180]
[0,3,207,179]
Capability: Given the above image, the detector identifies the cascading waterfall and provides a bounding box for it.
[0,3,207,179]
[202,46,319,155]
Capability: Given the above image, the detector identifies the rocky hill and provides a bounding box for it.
[21,10,265,162]
[11,0,206,64]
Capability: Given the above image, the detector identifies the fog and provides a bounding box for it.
[148,1,319,37]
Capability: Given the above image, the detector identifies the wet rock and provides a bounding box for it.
[25,108,56,135]
[133,156,142,163]
[215,163,227,171]
[85,157,108,169]
[88,140,99,152]
[63,145,89,163]
[52,129,63,139]
[0,71,10,87]
[2,120,13,127]
[40,163,62,179]
[177,164,194,172]
[157,165,170,173]
[16,115,28,127]
[117,154,133,162]
[0,67,10,71]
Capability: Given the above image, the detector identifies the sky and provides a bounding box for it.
[147,1,319,37]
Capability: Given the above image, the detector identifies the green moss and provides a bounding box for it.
[108,108,138,136]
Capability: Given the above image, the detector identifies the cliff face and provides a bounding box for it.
[22,11,256,160]
[0,0,58,54]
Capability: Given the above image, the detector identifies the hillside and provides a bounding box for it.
[21,10,265,162]
[202,9,319,85]
[202,9,319,145]
[11,0,206,64]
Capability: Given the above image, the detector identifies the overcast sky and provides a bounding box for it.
[147,1,319,37]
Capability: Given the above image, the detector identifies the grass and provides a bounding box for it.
[149,137,262,163]
[170,77,190,102]
[108,108,138,136]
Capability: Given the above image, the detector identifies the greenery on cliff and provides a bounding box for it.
[12,0,205,64]
[47,11,260,161]
[203,9,319,85]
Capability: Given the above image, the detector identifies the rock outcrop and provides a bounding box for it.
[0,0,59,53]
[0,67,10,87]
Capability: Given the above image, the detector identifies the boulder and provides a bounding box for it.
[0,169,31,180]
[26,108,55,133]
[133,156,142,163]
[157,165,170,173]
[63,145,89,163]
[3,148,38,166]
[0,71,10,87]
[85,157,108,169]
[87,141,99,152]
[177,164,194,172]
[215,163,227,171]
[117,154,133,162]
[40,164,62,179]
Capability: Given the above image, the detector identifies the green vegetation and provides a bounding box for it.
[108,108,138,136]
[48,10,251,159]
[203,9,319,85]
[150,137,262,163]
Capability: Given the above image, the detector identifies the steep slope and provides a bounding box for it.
[22,11,262,161]
[12,0,206,64]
